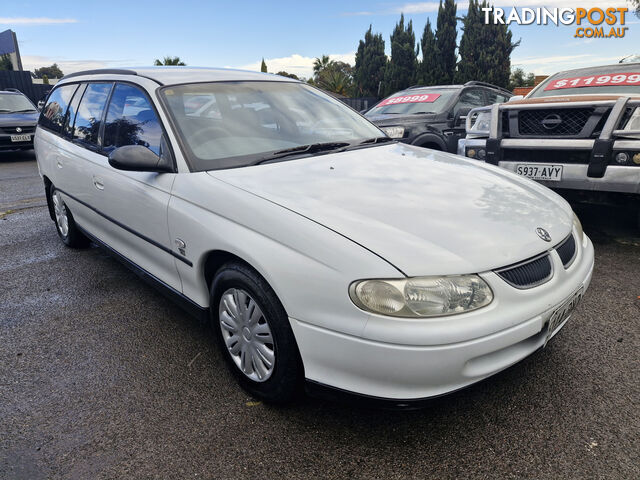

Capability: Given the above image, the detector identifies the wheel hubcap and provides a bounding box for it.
[52,191,69,237]
[219,288,275,382]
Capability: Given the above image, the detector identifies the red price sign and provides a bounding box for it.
[544,73,640,90]
[378,93,441,106]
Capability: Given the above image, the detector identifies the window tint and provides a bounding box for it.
[39,84,78,133]
[103,84,163,155]
[73,83,112,146]
[63,84,86,137]
[455,89,485,115]
[485,91,509,105]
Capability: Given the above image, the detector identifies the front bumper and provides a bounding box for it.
[458,138,640,194]
[291,233,594,400]
[0,132,34,151]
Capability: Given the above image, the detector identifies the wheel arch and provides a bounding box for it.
[411,133,446,151]
[43,175,55,221]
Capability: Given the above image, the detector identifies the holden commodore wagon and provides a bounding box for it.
[35,67,594,405]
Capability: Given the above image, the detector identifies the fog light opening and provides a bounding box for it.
[614,152,629,165]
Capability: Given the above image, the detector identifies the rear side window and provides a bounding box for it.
[73,83,112,147]
[486,91,509,105]
[39,84,78,133]
[103,84,163,155]
[63,84,86,138]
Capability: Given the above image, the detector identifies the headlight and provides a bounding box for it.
[349,275,493,318]
[573,212,584,244]
[466,110,492,135]
[380,126,405,138]
[619,107,640,139]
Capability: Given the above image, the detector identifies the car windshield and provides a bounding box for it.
[366,89,458,116]
[529,64,640,98]
[0,93,37,113]
[159,81,383,171]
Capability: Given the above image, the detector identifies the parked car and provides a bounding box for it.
[35,68,593,405]
[0,89,39,152]
[459,62,640,225]
[364,82,512,153]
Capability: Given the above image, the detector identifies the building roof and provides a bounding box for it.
[60,67,297,86]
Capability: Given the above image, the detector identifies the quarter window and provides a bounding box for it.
[103,84,163,155]
[486,91,509,105]
[39,84,78,133]
[73,83,112,147]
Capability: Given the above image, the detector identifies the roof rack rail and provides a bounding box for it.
[61,68,138,80]
[463,81,512,95]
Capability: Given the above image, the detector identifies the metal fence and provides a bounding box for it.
[0,71,52,104]
[339,97,379,112]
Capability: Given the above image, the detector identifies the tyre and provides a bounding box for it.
[50,187,90,248]
[211,261,302,403]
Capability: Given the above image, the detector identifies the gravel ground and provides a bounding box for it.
[1,152,638,479]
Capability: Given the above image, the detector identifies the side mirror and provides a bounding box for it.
[454,107,472,126]
[508,95,524,102]
[108,144,173,173]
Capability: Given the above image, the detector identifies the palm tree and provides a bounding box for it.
[313,55,333,76]
[154,56,186,66]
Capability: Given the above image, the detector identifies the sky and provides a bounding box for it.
[1,0,638,80]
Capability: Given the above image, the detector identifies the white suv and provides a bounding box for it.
[35,68,594,405]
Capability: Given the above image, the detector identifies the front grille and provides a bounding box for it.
[0,126,36,134]
[495,253,553,289]
[518,108,593,136]
[555,234,577,268]
[502,148,591,164]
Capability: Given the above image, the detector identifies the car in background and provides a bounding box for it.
[459,62,640,226]
[364,82,512,153]
[0,89,39,152]
[35,67,593,406]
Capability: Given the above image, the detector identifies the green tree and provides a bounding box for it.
[418,19,438,86]
[508,68,535,90]
[276,71,299,79]
[261,58,268,73]
[434,0,457,84]
[313,58,354,96]
[42,74,50,85]
[0,54,13,71]
[154,56,186,66]
[456,0,519,88]
[383,14,418,96]
[354,25,387,97]
[33,63,63,78]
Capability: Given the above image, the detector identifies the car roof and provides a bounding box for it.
[59,67,297,86]
[549,62,640,78]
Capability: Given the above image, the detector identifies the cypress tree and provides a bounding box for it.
[434,0,457,84]
[456,1,519,88]
[418,19,438,86]
[354,25,387,97]
[383,14,418,96]
[261,58,267,73]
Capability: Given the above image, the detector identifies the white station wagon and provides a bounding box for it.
[35,68,594,406]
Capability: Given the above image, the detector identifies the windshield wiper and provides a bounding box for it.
[11,109,37,113]
[358,136,396,145]
[411,111,435,115]
[253,141,351,165]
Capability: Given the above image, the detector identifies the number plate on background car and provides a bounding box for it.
[515,164,563,181]
[10,134,32,142]
[545,286,584,346]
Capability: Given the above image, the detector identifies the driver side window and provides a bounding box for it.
[454,89,485,116]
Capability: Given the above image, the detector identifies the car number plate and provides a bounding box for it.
[545,286,584,346]
[515,164,562,181]
[10,134,32,142]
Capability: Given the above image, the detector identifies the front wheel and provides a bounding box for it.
[50,188,89,248]
[211,262,302,403]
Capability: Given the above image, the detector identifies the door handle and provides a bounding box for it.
[93,177,104,190]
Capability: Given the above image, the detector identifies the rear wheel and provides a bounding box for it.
[211,261,302,403]
[50,188,89,248]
